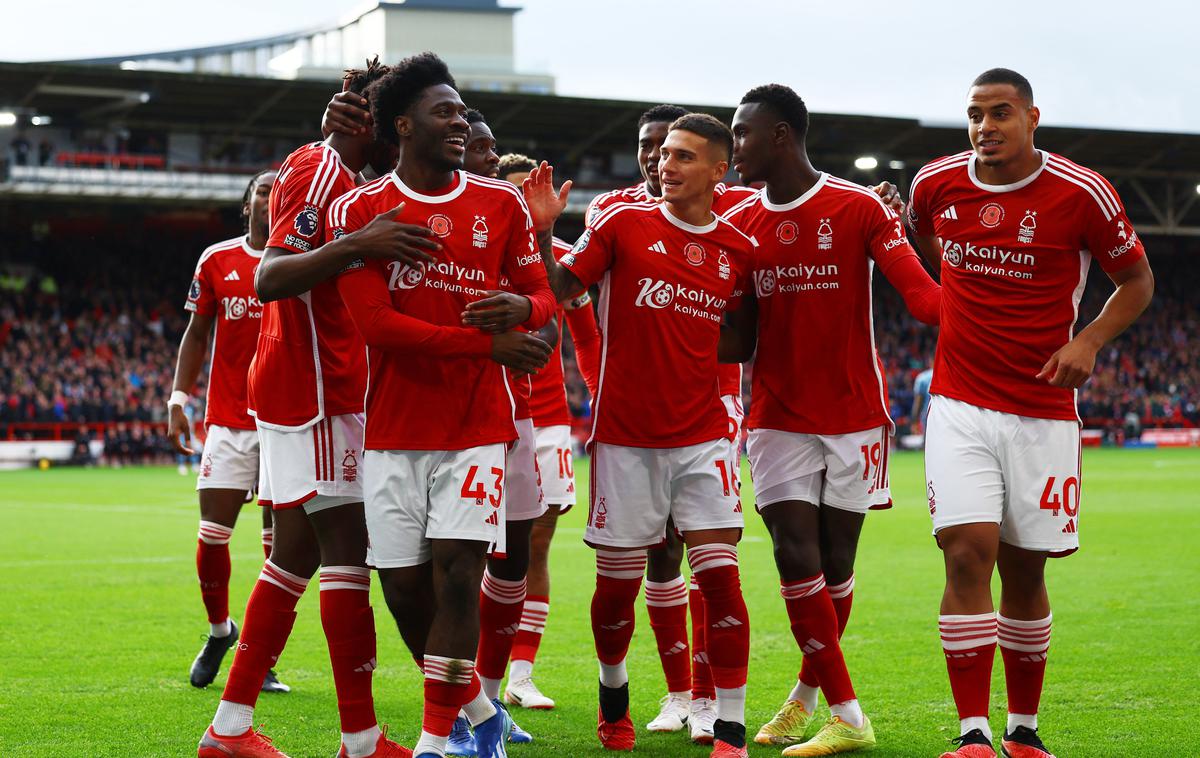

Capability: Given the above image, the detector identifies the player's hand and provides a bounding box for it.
[522,161,572,232]
[351,202,441,266]
[168,404,195,456]
[1036,337,1099,388]
[463,290,532,333]
[872,181,905,216]
[321,91,372,138]
[490,330,552,373]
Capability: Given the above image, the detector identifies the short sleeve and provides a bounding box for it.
[1079,175,1146,274]
[326,195,372,278]
[866,202,916,265]
[185,258,215,316]
[267,163,324,254]
[559,220,616,288]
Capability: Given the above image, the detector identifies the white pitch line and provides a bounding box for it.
[0,553,264,569]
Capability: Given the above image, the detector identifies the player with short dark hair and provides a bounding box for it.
[198,59,425,758]
[526,113,756,758]
[170,169,288,695]
[331,51,557,758]
[907,69,1153,758]
[720,82,942,756]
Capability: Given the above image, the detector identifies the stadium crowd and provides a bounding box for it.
[1,228,1195,455]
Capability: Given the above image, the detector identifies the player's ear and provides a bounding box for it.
[1027,105,1040,132]
[774,121,789,146]
[394,115,411,139]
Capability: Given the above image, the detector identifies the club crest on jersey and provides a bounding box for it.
[718,251,731,280]
[979,202,1005,228]
[592,496,607,529]
[1017,210,1037,243]
[428,214,453,238]
[293,205,320,238]
[472,215,489,249]
[817,218,833,250]
[684,242,706,266]
[776,220,799,245]
[188,278,202,301]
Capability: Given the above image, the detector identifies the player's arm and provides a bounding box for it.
[870,212,941,325]
[521,161,587,302]
[718,292,758,363]
[909,234,942,273]
[563,296,600,396]
[167,310,214,455]
[1038,257,1153,388]
[337,265,552,373]
[910,390,925,432]
[535,316,560,351]
[904,178,942,273]
[256,202,440,302]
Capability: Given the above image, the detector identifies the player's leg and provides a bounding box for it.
[586,442,671,751]
[478,518,535,745]
[506,504,559,709]
[261,504,274,559]
[191,487,246,687]
[644,525,692,733]
[673,437,750,757]
[996,544,1053,758]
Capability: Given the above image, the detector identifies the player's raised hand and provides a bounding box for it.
[871,182,905,216]
[351,202,440,266]
[522,161,572,232]
[490,330,553,373]
[463,290,532,333]
[1036,337,1098,388]
[321,91,372,138]
[168,404,195,456]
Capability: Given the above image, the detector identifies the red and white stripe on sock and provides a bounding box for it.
[645,575,691,695]
[318,565,378,742]
[998,613,1051,732]
[416,656,478,755]
[687,543,748,725]
[197,521,234,633]
[510,594,550,678]
[477,570,527,699]
[592,549,647,688]
[940,612,998,740]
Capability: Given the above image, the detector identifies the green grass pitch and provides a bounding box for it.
[0,447,1196,756]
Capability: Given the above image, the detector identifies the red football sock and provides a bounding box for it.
[645,575,691,693]
[798,574,854,688]
[220,560,308,707]
[940,613,998,719]
[476,570,527,683]
[688,576,715,700]
[510,594,549,666]
[320,565,377,733]
[782,575,856,705]
[998,613,1051,718]
[688,544,749,689]
[423,656,476,737]
[591,550,646,668]
[197,521,234,624]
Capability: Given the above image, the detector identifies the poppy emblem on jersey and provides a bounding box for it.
[776,220,800,245]
[718,251,731,280]
[753,268,777,297]
[472,215,489,249]
[188,278,202,301]
[294,205,320,238]
[684,242,706,266]
[1017,210,1037,243]
[817,218,833,250]
[387,260,426,290]
[428,214,453,238]
[978,202,1005,228]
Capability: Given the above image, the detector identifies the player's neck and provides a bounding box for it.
[247,225,267,251]
[393,157,458,194]
[973,145,1041,186]
[664,195,715,228]
[763,149,820,206]
[326,134,367,175]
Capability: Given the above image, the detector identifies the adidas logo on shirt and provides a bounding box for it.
[648,240,668,255]
[224,270,240,281]
[941,206,958,220]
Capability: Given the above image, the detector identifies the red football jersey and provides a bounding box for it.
[723,174,918,435]
[561,202,754,449]
[528,237,596,427]
[586,181,755,226]
[908,150,1147,421]
[331,170,552,451]
[247,141,366,430]
[718,364,742,400]
[184,235,263,431]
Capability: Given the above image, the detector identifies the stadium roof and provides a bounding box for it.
[2,62,1199,235]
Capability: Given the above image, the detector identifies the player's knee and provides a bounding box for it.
[647,541,684,582]
[821,548,857,585]
[942,538,995,587]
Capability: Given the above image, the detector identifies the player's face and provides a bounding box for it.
[967,84,1040,167]
[244,171,276,234]
[503,170,531,188]
[659,129,727,204]
[401,83,470,171]
[464,120,500,178]
[730,102,777,185]
[637,121,671,196]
